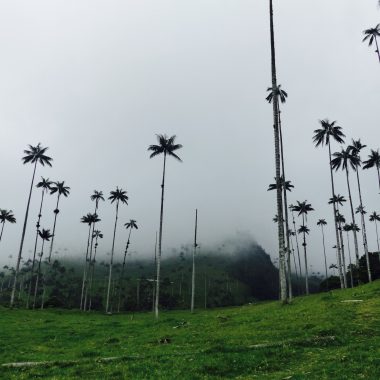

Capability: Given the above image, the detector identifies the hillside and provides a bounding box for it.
[1,281,380,379]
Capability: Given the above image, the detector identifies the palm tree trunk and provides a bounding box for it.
[155,153,167,318]
[321,225,329,290]
[117,228,132,312]
[291,210,303,280]
[106,200,120,313]
[375,36,380,63]
[302,214,309,295]
[345,231,354,288]
[289,235,299,292]
[11,161,38,307]
[88,236,99,311]
[327,142,344,289]
[278,108,292,300]
[0,223,5,242]
[26,190,45,308]
[33,240,45,309]
[191,209,198,313]
[269,0,287,303]
[48,195,61,262]
[80,223,92,310]
[338,223,348,288]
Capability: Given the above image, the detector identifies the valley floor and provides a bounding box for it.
[1,282,380,379]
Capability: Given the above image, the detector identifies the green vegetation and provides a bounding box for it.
[1,281,380,379]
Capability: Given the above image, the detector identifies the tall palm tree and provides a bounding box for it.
[268,0,287,303]
[313,120,345,289]
[288,230,300,291]
[106,187,129,313]
[148,134,183,318]
[343,224,356,288]
[26,177,52,308]
[328,194,347,288]
[363,149,380,191]
[80,213,100,310]
[48,181,70,262]
[289,204,302,281]
[349,140,370,280]
[292,200,314,295]
[32,229,53,309]
[268,176,294,299]
[369,212,380,256]
[331,147,361,267]
[11,143,52,307]
[317,219,328,289]
[0,209,16,242]
[88,229,103,311]
[362,24,380,62]
[335,212,348,288]
[117,219,138,312]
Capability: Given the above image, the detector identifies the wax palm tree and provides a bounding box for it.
[362,24,380,62]
[48,181,70,262]
[268,175,294,300]
[117,219,138,312]
[0,209,16,243]
[335,212,349,288]
[331,147,361,266]
[148,134,183,318]
[363,149,380,191]
[292,201,314,295]
[26,177,52,308]
[349,139,370,281]
[32,229,53,308]
[268,0,287,303]
[88,229,103,311]
[369,212,380,255]
[80,213,100,310]
[289,204,302,281]
[317,219,328,289]
[106,187,129,313]
[313,120,345,289]
[11,143,52,307]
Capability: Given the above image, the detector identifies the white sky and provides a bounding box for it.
[0,0,379,275]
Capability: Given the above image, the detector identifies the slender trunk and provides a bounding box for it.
[48,195,61,262]
[26,190,45,308]
[302,214,309,295]
[88,236,99,311]
[117,228,132,312]
[152,232,157,313]
[289,234,299,292]
[80,223,92,310]
[335,203,347,288]
[106,200,120,313]
[0,223,5,242]
[191,209,198,313]
[269,0,287,303]
[155,153,167,318]
[328,142,344,288]
[291,210,303,280]
[11,161,38,307]
[33,239,45,309]
[345,231,354,288]
[320,225,329,290]
[374,36,380,63]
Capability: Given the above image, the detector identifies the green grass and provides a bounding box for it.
[1,282,380,379]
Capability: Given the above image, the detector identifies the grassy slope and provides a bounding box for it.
[1,281,380,379]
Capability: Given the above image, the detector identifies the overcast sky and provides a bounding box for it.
[0,0,379,274]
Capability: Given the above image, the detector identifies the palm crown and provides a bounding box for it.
[328,194,346,206]
[362,24,380,46]
[348,139,366,156]
[317,219,327,226]
[125,219,138,230]
[22,143,52,167]
[267,177,294,192]
[356,205,366,215]
[313,120,345,147]
[265,84,288,104]
[331,147,361,172]
[93,230,103,239]
[91,191,105,207]
[363,149,380,170]
[148,134,183,161]
[0,209,16,224]
[81,213,100,226]
[36,177,53,191]
[369,212,380,222]
[292,200,314,217]
[298,225,310,234]
[38,229,53,241]
[50,181,70,197]
[109,187,128,205]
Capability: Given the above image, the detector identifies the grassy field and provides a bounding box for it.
[1,282,380,379]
